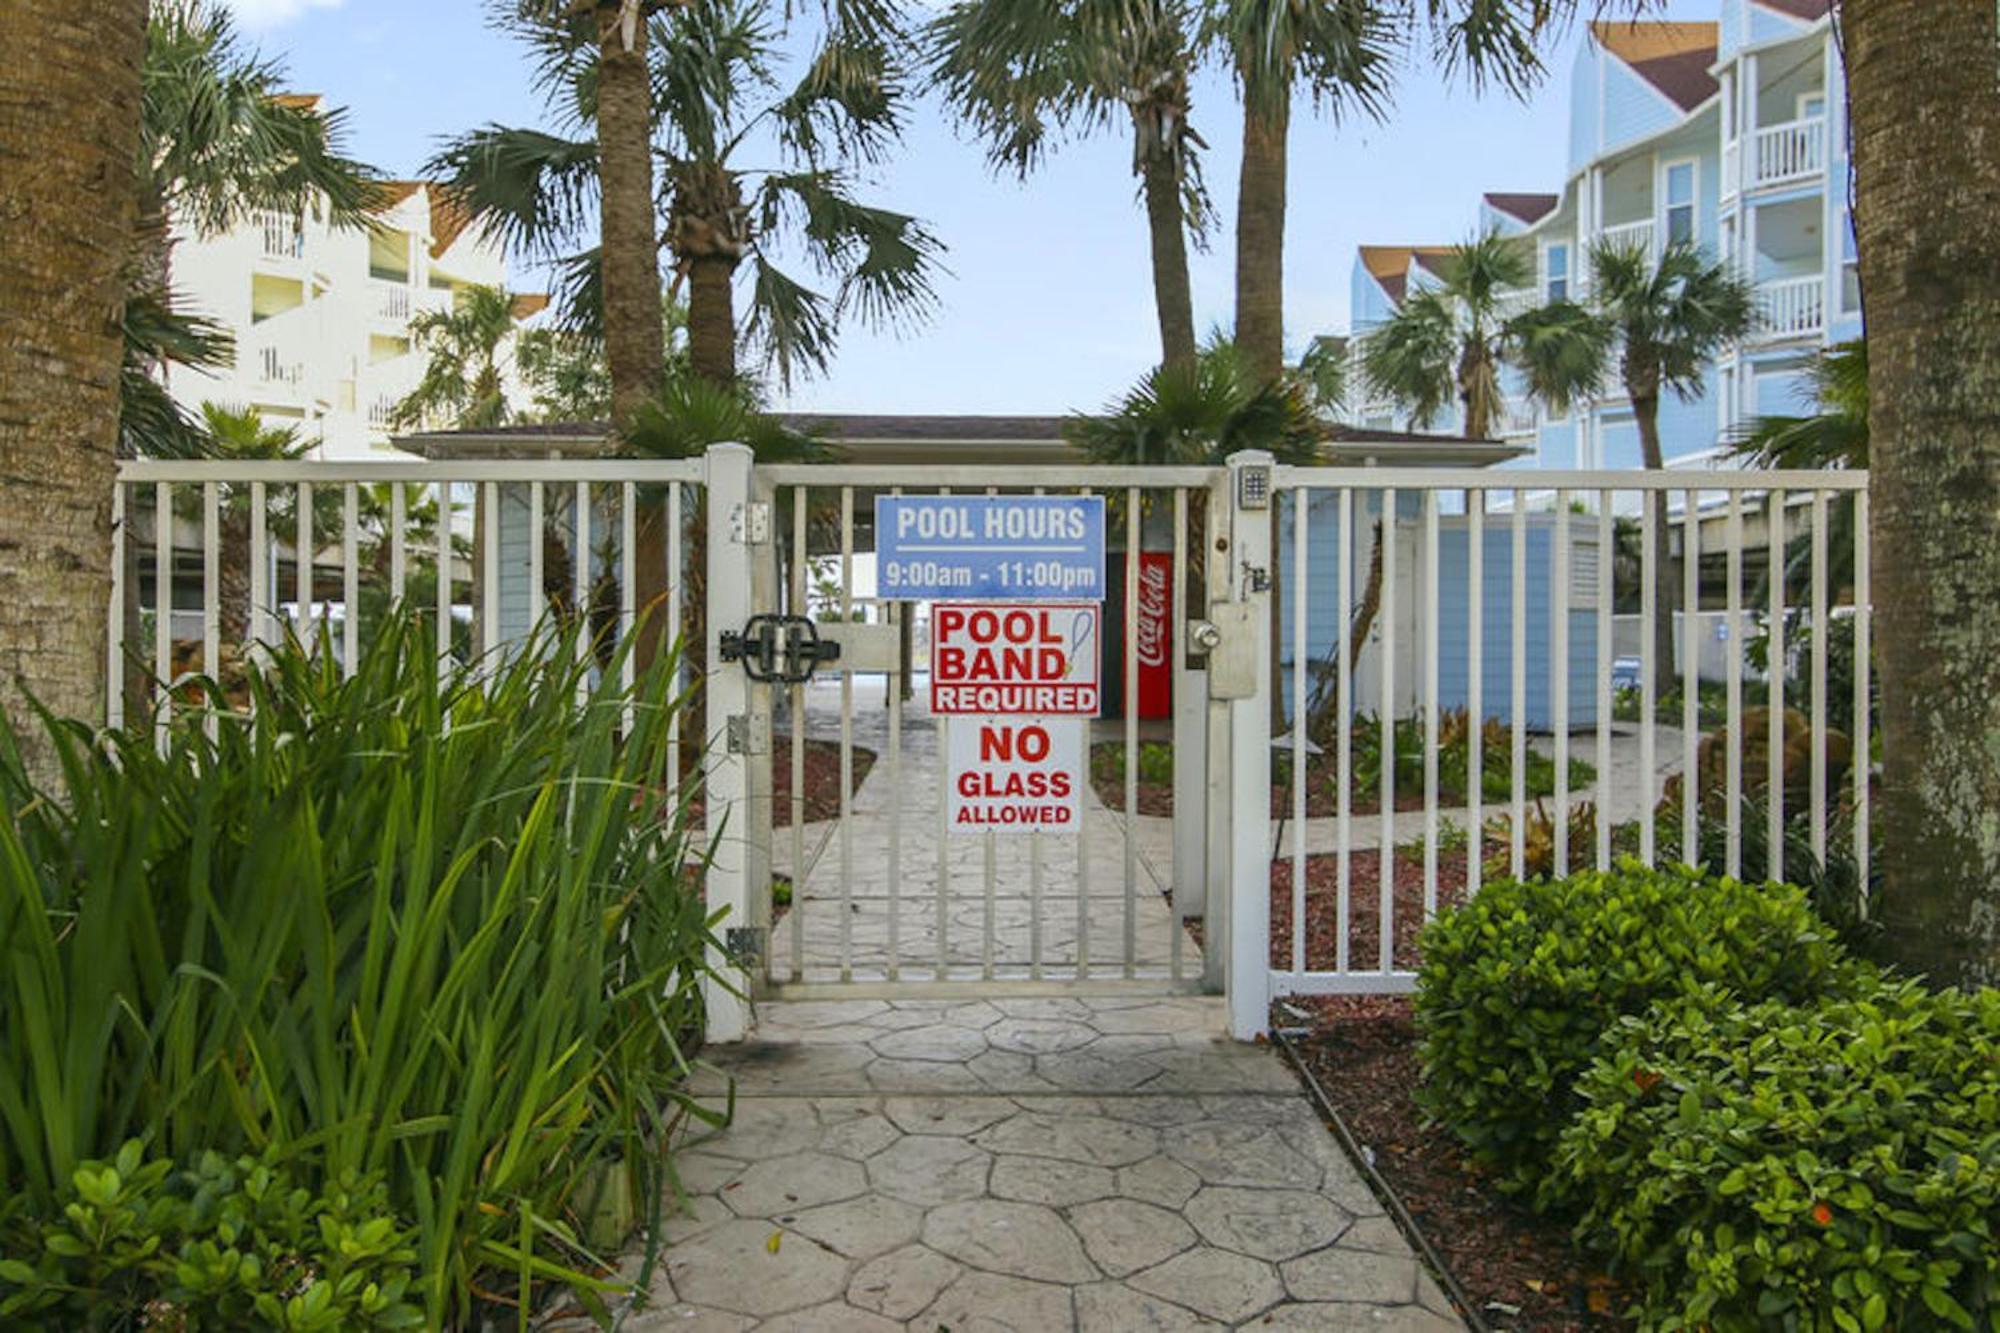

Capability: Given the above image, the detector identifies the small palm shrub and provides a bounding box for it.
[1351,709,1596,806]
[0,613,722,1327]
[1413,861,1864,1197]
[1556,979,2000,1331]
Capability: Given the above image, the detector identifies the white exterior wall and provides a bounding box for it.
[162,187,520,461]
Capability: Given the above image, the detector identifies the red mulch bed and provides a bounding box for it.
[684,737,875,830]
[1089,743,1433,819]
[1269,847,1471,971]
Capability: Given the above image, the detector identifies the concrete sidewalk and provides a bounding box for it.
[620,995,1465,1331]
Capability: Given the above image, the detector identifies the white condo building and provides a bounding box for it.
[162,129,544,461]
[1340,0,1857,471]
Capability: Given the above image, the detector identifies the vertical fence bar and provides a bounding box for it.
[482,481,501,668]
[790,487,808,982]
[1291,489,1309,975]
[1683,489,1701,866]
[391,483,407,606]
[1551,489,1570,878]
[1422,490,1440,917]
[154,482,172,748]
[1510,493,1526,880]
[1169,485,1188,983]
[342,484,359,678]
[936,504,951,980]
[201,483,220,685]
[1336,488,1353,975]
[1379,487,1398,973]
[109,481,126,728]
[1852,489,1871,900]
[1809,490,1829,867]
[666,482,683,798]
[1640,493,1659,865]
[1596,490,1614,869]
[250,482,268,663]
[573,482,590,708]
[1725,488,1744,877]
[1466,490,1483,898]
[1124,485,1141,975]
[435,483,452,677]
[887,595,904,982]
[528,481,544,628]
[1075,484,1091,981]
[297,481,314,655]
[619,482,635,729]
[1767,488,1787,883]
[839,486,856,982]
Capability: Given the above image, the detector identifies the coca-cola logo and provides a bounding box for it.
[1135,558,1170,668]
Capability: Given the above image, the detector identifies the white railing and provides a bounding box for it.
[1493,287,1539,322]
[1495,398,1537,437]
[372,279,412,323]
[255,344,304,388]
[256,211,304,261]
[367,394,399,429]
[1754,115,1826,187]
[1599,218,1655,256]
[1758,275,1826,339]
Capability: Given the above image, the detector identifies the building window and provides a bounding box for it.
[1545,243,1570,302]
[1798,92,1826,121]
[1665,161,1697,246]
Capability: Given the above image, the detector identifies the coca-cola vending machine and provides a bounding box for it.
[1134,551,1173,719]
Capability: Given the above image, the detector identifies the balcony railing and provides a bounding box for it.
[256,211,304,262]
[368,395,400,429]
[372,279,412,323]
[256,344,305,388]
[1599,219,1655,256]
[1753,115,1826,188]
[1757,275,1826,340]
[1493,287,1539,321]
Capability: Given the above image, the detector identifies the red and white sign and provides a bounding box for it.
[930,602,1099,716]
[946,717,1082,832]
[1134,551,1173,719]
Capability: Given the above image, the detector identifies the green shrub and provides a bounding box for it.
[0,1141,420,1330]
[1350,710,1596,806]
[1413,860,1863,1195]
[1556,979,2000,1332]
[0,613,723,1326]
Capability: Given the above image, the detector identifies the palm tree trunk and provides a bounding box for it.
[1137,138,1197,376]
[686,254,737,386]
[1846,0,2000,987]
[1631,393,1678,694]
[1234,89,1290,386]
[0,1,146,774]
[596,7,667,431]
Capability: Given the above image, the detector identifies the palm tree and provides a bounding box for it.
[390,285,522,432]
[1727,338,1868,472]
[439,0,942,395]
[929,0,1209,373]
[1358,230,1535,439]
[0,0,147,755]
[188,405,306,645]
[1512,239,1755,686]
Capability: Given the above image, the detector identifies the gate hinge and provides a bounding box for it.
[726,926,766,968]
[731,501,772,545]
[726,713,771,755]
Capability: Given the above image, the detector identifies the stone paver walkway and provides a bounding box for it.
[621,996,1465,1331]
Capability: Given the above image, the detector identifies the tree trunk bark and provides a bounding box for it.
[1137,138,1197,376]
[1631,392,1679,694]
[597,8,667,433]
[0,1,146,773]
[1233,90,1290,386]
[1845,0,2000,987]
[686,253,738,387]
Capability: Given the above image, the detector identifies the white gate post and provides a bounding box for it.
[1202,468,1234,994]
[702,442,773,1043]
[1223,451,1275,1041]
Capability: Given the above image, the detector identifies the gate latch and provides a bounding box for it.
[719,614,842,684]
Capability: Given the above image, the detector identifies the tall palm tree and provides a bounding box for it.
[440,0,941,394]
[1359,231,1535,439]
[1728,338,1868,472]
[929,0,1209,373]
[1845,0,2000,988]
[0,0,147,754]
[1512,238,1756,685]
[390,284,522,431]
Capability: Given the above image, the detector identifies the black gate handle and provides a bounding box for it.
[718,615,843,685]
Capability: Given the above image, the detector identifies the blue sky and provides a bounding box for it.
[226,0,1713,417]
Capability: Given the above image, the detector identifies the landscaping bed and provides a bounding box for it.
[685,737,876,829]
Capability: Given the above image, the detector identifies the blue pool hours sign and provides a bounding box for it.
[875,494,1106,601]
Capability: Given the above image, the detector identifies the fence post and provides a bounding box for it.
[702,442,771,1043]
[1202,468,1233,994]
[1224,450,1275,1041]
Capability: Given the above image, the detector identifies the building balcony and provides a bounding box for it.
[1755,275,1825,341]
[1751,115,1826,190]
[1494,399,1537,438]
[1599,219,1654,257]
[370,278,412,324]
[254,210,307,268]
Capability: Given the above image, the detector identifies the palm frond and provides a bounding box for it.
[624,376,835,460]
[758,171,945,333]
[773,33,905,166]
[1361,289,1459,428]
[427,125,599,260]
[1727,339,1869,470]
[1504,298,1612,417]
[741,257,839,387]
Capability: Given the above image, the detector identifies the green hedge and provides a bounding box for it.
[1556,980,2000,1332]
[1413,860,1864,1195]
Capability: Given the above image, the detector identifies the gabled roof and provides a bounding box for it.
[1360,244,1451,305]
[271,92,323,112]
[1590,20,1720,112]
[510,293,552,321]
[1484,192,1559,225]
[1752,0,1830,19]
[368,181,477,260]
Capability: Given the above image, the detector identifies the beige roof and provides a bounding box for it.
[1359,244,1452,304]
[1589,21,1720,112]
